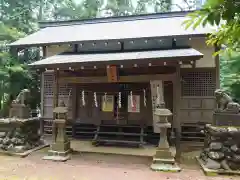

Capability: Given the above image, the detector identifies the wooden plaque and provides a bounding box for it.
[106,65,118,82]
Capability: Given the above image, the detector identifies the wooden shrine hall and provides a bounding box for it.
[10,11,219,158]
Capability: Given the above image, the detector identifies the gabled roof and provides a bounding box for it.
[29,48,203,68]
[10,11,214,47]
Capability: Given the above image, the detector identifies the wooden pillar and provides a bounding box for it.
[71,84,77,137]
[40,72,44,136]
[42,46,47,58]
[52,70,59,141]
[214,45,220,89]
[40,46,47,136]
[173,65,182,161]
[53,70,59,114]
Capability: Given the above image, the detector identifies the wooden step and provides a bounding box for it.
[99,124,142,128]
[182,136,205,139]
[75,132,95,134]
[94,139,141,145]
[74,126,96,130]
[95,132,147,136]
[181,131,203,135]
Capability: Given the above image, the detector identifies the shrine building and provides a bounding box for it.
[9,11,218,152]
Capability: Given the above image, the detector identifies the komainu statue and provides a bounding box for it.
[9,89,31,118]
[14,89,30,105]
[214,89,240,114]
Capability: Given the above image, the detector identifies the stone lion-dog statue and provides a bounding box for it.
[214,89,240,114]
[12,89,30,106]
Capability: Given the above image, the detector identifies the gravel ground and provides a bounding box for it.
[0,152,238,180]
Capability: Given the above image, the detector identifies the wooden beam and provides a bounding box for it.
[173,65,182,161]
[59,74,176,84]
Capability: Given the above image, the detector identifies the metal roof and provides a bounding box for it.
[39,11,194,28]
[10,15,214,47]
[29,48,203,67]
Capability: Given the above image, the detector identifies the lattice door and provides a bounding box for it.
[43,71,72,119]
[181,71,216,96]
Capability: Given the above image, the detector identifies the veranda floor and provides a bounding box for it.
[44,136,177,157]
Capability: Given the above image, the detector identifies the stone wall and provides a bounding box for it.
[200,124,240,171]
[0,118,44,153]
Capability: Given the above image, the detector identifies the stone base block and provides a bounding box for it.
[154,149,174,160]
[43,140,71,162]
[47,148,70,156]
[43,148,71,162]
[151,163,181,172]
[153,157,175,164]
[50,141,70,152]
[43,154,70,162]
[151,148,181,172]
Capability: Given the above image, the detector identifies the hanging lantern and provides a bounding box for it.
[82,90,85,106]
[94,92,98,107]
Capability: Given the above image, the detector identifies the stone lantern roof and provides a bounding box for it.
[154,102,172,117]
[53,100,68,114]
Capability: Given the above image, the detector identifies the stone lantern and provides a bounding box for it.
[43,100,71,161]
[151,102,181,172]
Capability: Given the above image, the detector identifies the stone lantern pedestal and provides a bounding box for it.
[151,103,181,172]
[43,100,71,161]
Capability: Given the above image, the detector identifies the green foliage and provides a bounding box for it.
[54,0,105,20]
[183,0,240,53]
[183,0,240,100]
[220,53,240,101]
[0,0,43,116]
[54,0,174,19]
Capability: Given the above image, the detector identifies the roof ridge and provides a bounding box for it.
[39,11,194,28]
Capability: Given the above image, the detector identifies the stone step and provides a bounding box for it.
[152,157,175,164]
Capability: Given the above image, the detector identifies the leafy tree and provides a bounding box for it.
[103,0,134,16]
[54,0,104,20]
[0,0,45,116]
[152,0,172,13]
[183,0,240,54]
[183,0,240,99]
[135,0,149,14]
[220,53,240,101]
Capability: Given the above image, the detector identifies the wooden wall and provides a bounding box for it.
[41,67,216,126]
[41,72,174,126]
[179,68,216,124]
[75,83,153,126]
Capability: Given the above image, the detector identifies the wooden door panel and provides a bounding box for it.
[189,99,201,108]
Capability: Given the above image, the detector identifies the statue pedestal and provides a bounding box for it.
[151,122,181,172]
[43,104,71,161]
[9,104,30,119]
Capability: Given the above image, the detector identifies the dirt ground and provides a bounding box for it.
[0,151,239,180]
